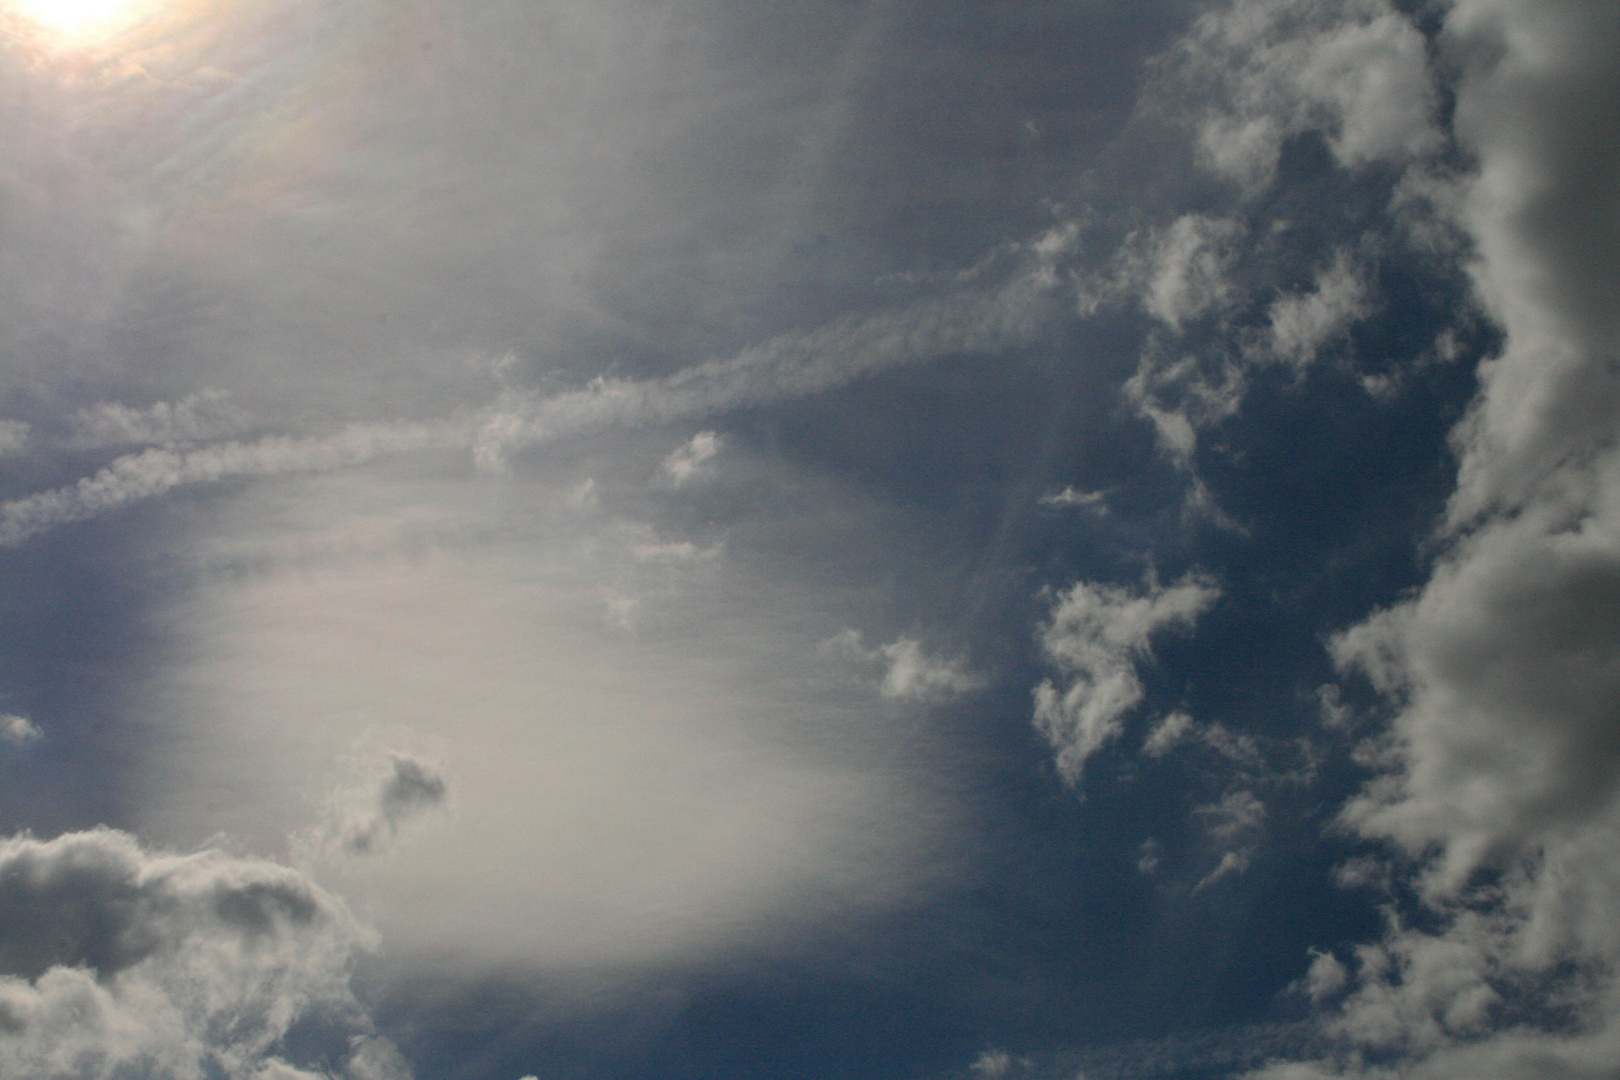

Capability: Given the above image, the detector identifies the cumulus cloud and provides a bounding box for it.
[659,431,723,487]
[1237,1,1620,1075]
[825,629,986,705]
[0,421,28,457]
[0,715,40,748]
[66,390,250,450]
[0,828,405,1080]
[1033,575,1219,786]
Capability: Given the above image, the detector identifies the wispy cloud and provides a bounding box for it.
[1033,575,1219,786]
[0,714,41,747]
[660,430,724,487]
[306,753,449,859]
[0,420,28,457]
[0,420,471,548]
[65,389,250,449]
[826,629,986,705]
[473,258,1062,469]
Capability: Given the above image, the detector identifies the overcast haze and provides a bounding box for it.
[2,1,1619,1078]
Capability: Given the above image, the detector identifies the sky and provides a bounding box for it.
[0,1,1617,1078]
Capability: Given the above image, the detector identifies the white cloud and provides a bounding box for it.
[1265,250,1371,366]
[128,468,961,972]
[0,421,28,457]
[0,233,1062,548]
[0,828,405,1080]
[1037,486,1108,512]
[0,420,471,549]
[1078,214,1243,331]
[826,629,986,705]
[1242,1,1620,1076]
[660,430,724,486]
[1123,353,1247,466]
[1302,949,1349,1003]
[1143,710,1195,757]
[1033,575,1219,785]
[305,753,449,859]
[66,389,250,449]
[0,715,40,748]
[1170,0,1442,195]
[1140,215,1245,331]
[472,256,1058,469]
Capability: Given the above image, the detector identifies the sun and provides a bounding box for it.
[9,0,141,43]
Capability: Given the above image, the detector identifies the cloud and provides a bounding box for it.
[825,629,986,705]
[659,431,723,487]
[66,389,251,450]
[307,754,449,859]
[0,226,1065,548]
[0,828,405,1080]
[1037,487,1109,512]
[1193,790,1266,891]
[0,421,28,457]
[1033,575,1219,786]
[1123,350,1248,467]
[1265,250,1371,367]
[1122,214,1246,331]
[1167,0,1441,195]
[1233,0,1620,1075]
[472,246,1062,469]
[0,420,472,549]
[0,716,40,748]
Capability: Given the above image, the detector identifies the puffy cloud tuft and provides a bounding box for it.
[826,630,986,705]
[1033,575,1219,786]
[0,716,40,748]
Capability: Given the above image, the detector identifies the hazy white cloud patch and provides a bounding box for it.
[1168,0,1442,195]
[1300,949,1350,1004]
[1192,790,1266,891]
[1037,486,1109,512]
[659,431,724,487]
[970,1048,1016,1078]
[825,629,986,705]
[1265,251,1372,367]
[472,256,1060,470]
[1124,352,1247,466]
[1142,710,1195,757]
[0,420,472,549]
[66,389,251,450]
[0,421,28,457]
[127,470,961,972]
[1033,575,1219,786]
[0,828,406,1080]
[0,715,40,748]
[305,754,449,860]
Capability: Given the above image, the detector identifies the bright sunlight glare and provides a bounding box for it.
[10,0,140,42]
